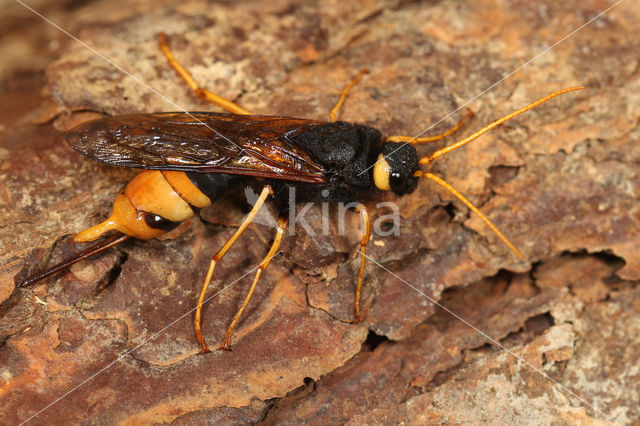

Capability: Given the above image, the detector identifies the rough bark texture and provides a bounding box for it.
[1,0,639,424]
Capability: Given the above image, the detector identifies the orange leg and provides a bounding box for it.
[386,109,474,144]
[158,32,251,115]
[194,185,273,352]
[352,203,371,322]
[324,70,373,320]
[220,216,288,350]
[329,69,369,122]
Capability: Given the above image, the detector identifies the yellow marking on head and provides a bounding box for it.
[373,154,392,191]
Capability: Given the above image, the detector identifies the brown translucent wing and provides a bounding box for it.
[66,112,328,183]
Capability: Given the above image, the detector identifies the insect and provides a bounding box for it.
[20,33,583,353]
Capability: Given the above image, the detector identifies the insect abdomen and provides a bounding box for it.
[73,171,212,242]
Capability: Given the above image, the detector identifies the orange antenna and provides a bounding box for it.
[413,87,584,259]
[414,171,523,259]
[420,86,584,165]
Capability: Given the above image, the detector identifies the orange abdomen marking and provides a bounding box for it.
[125,171,194,222]
[162,171,212,208]
[74,171,212,242]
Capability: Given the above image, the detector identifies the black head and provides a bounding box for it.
[373,142,419,196]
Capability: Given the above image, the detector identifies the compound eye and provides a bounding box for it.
[373,154,392,191]
[389,171,403,190]
[141,211,180,231]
